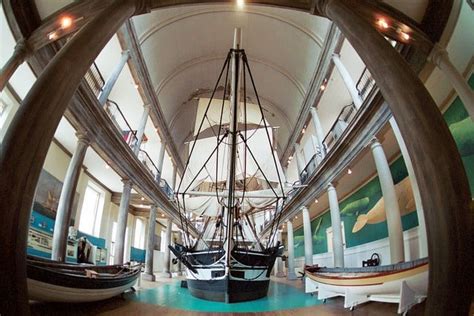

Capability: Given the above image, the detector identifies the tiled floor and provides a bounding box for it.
[29,275,432,315]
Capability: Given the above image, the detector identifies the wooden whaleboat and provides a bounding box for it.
[27,255,141,303]
[305,257,429,313]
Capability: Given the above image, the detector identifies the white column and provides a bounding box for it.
[275,229,285,277]
[98,50,130,106]
[327,183,344,267]
[332,53,363,109]
[302,206,313,266]
[295,144,305,177]
[370,137,405,263]
[429,43,474,120]
[51,132,89,262]
[158,218,172,278]
[310,107,327,160]
[390,118,428,257]
[157,141,166,179]
[114,179,132,264]
[133,104,151,155]
[143,204,158,281]
[286,220,297,280]
[171,166,177,191]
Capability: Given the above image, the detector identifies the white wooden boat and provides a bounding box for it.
[305,258,428,314]
[27,255,141,303]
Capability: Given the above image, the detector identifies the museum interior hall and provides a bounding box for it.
[0,0,473,315]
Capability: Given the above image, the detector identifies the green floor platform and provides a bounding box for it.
[130,280,322,312]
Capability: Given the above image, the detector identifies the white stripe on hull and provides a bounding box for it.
[27,278,137,303]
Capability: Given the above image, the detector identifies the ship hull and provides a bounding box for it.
[172,246,280,303]
[187,277,270,303]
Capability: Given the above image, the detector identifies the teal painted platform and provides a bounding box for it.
[130,280,322,312]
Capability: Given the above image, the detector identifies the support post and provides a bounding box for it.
[302,206,313,266]
[143,204,158,281]
[390,118,428,257]
[98,50,130,106]
[133,104,151,155]
[327,183,344,268]
[314,1,472,313]
[428,43,474,120]
[114,179,133,264]
[286,220,297,280]
[310,107,327,160]
[370,137,405,263]
[157,141,166,179]
[158,218,172,278]
[0,39,30,92]
[332,53,363,108]
[51,132,90,262]
[0,1,139,313]
[275,229,285,277]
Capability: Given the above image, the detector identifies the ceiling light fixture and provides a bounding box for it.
[401,31,410,41]
[60,16,73,29]
[141,196,145,201]
[48,32,57,40]
[236,0,245,8]
[315,199,319,204]
[105,163,110,169]
[347,168,352,175]
[320,83,326,91]
[377,18,389,29]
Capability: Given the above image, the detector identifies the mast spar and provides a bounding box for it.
[224,28,242,299]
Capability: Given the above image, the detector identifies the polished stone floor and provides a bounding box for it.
[29,274,459,315]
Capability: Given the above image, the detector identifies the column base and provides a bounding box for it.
[276,272,286,278]
[142,273,156,282]
[157,271,172,278]
[287,272,298,280]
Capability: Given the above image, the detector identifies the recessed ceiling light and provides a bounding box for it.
[347,168,352,175]
[48,32,57,40]
[377,18,389,29]
[60,16,73,29]
[141,196,145,201]
[315,199,319,203]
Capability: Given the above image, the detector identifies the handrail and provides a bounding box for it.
[356,67,375,101]
[84,62,105,96]
[105,99,138,147]
[321,103,357,151]
[138,149,161,180]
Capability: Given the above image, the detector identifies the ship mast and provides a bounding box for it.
[224,28,242,286]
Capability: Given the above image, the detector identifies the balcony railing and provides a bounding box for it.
[356,67,375,101]
[323,103,357,153]
[104,100,138,148]
[84,62,105,97]
[138,149,160,180]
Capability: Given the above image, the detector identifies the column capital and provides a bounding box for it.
[143,103,152,111]
[134,0,151,15]
[428,43,448,68]
[75,131,90,145]
[331,52,341,59]
[122,49,131,58]
[309,0,332,17]
[369,136,381,149]
[14,39,32,59]
[122,178,132,186]
[327,182,336,190]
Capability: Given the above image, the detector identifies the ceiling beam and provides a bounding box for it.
[117,20,185,174]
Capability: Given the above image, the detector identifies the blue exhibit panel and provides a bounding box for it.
[130,247,146,263]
